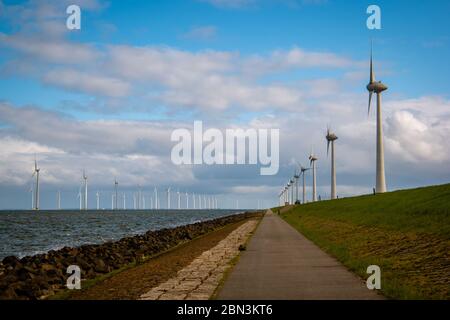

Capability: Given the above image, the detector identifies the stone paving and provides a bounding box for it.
[140,219,259,300]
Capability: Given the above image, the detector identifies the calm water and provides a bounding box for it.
[0,209,245,260]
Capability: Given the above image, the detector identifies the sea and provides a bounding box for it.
[0,209,245,260]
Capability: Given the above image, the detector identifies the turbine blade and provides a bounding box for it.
[368,91,373,116]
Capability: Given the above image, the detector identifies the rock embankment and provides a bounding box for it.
[0,212,260,300]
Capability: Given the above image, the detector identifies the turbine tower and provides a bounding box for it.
[57,190,61,210]
[367,44,388,193]
[185,191,189,209]
[299,164,310,204]
[177,189,181,209]
[96,191,100,210]
[193,192,196,209]
[154,187,158,209]
[294,170,300,204]
[32,158,40,210]
[114,179,119,210]
[326,127,338,199]
[82,170,88,210]
[309,149,318,202]
[77,187,82,210]
[289,179,294,205]
[167,187,171,209]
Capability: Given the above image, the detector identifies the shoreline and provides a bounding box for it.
[0,211,262,300]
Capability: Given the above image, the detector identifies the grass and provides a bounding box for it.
[276,183,450,300]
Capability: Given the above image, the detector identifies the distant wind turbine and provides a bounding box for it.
[82,170,88,210]
[185,191,189,209]
[299,164,310,204]
[309,147,318,202]
[114,179,119,210]
[32,158,40,210]
[96,191,100,210]
[167,187,171,209]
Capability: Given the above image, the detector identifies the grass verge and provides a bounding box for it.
[277,184,450,300]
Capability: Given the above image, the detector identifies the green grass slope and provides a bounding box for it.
[277,183,450,300]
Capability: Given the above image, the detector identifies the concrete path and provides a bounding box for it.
[217,210,383,300]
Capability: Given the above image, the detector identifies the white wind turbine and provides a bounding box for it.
[32,158,40,210]
[185,191,189,209]
[294,170,300,204]
[154,187,158,209]
[57,190,61,210]
[192,192,196,209]
[123,192,126,209]
[167,187,171,209]
[177,189,181,209]
[96,191,100,210]
[367,43,388,193]
[82,170,88,210]
[298,164,310,204]
[326,126,338,199]
[77,187,82,210]
[114,179,119,210]
[309,147,318,202]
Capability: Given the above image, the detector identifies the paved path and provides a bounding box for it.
[140,220,258,300]
[217,210,383,300]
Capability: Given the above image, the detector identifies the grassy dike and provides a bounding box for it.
[275,183,450,300]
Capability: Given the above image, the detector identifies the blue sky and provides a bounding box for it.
[0,0,449,209]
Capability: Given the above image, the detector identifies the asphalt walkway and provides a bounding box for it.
[217,210,383,300]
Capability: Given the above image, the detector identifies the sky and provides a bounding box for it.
[0,0,449,209]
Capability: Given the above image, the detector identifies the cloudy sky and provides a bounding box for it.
[0,0,449,209]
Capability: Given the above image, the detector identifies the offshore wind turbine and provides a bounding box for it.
[77,187,82,210]
[114,179,119,210]
[367,44,388,193]
[309,148,318,202]
[96,191,100,210]
[326,127,338,199]
[154,187,158,209]
[57,190,61,210]
[185,191,189,209]
[192,192,196,209]
[123,192,126,209]
[167,187,171,209]
[177,189,181,209]
[82,170,88,210]
[32,158,40,210]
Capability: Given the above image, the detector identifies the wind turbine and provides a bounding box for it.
[367,43,388,193]
[326,126,338,199]
[198,194,201,209]
[57,190,61,210]
[77,187,82,210]
[123,192,126,209]
[294,170,300,204]
[32,158,40,210]
[309,148,318,202]
[167,187,171,209]
[177,189,181,209]
[192,192,196,209]
[96,191,100,210]
[154,187,158,209]
[114,179,118,210]
[299,164,310,204]
[185,191,189,209]
[82,170,88,210]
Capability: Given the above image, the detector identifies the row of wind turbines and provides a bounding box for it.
[30,165,223,211]
[279,45,388,205]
